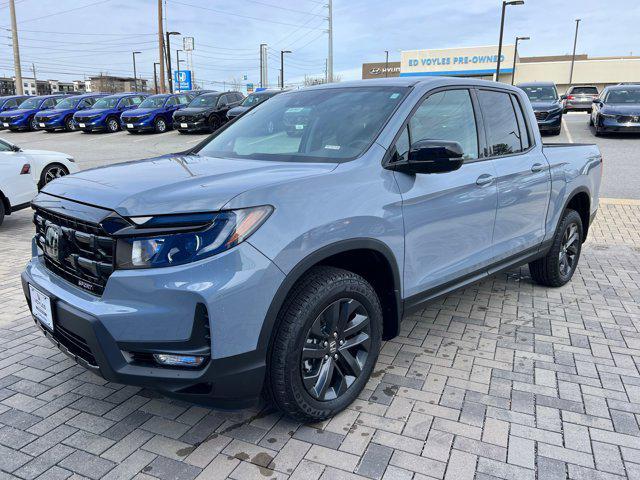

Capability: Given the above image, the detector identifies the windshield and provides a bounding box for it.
[570,87,598,95]
[54,98,78,110]
[93,97,119,109]
[187,95,217,107]
[197,86,409,162]
[605,89,640,104]
[242,93,271,107]
[139,96,168,108]
[521,86,558,102]
[18,97,42,109]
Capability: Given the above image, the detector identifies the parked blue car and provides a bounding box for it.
[0,94,76,132]
[35,93,108,132]
[517,82,563,136]
[0,95,29,115]
[121,93,193,133]
[73,93,148,133]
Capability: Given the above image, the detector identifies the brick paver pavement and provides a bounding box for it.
[0,199,639,480]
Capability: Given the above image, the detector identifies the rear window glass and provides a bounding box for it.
[570,87,598,95]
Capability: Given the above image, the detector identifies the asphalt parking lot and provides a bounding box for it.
[0,117,639,480]
[0,111,638,199]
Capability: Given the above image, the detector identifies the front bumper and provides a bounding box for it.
[599,116,640,133]
[122,118,155,132]
[535,110,562,131]
[75,118,106,132]
[174,118,208,131]
[1,116,30,130]
[22,241,285,408]
[36,116,66,130]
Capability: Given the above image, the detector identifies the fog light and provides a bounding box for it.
[153,353,207,367]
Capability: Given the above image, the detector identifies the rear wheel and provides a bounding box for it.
[266,266,382,422]
[529,209,583,287]
[0,201,5,227]
[39,163,69,189]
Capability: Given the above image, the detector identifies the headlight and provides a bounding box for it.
[115,206,273,269]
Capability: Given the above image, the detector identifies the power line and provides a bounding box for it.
[238,0,325,17]
[170,0,325,30]
[8,0,115,25]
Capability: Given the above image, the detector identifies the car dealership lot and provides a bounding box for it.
[0,119,639,479]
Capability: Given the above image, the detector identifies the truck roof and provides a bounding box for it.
[301,76,525,92]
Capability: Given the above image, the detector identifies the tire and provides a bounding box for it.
[45,129,56,133]
[549,128,561,136]
[208,115,221,133]
[266,266,383,422]
[64,116,76,132]
[529,209,583,288]
[154,117,167,133]
[39,163,69,189]
[0,201,4,227]
[589,116,594,126]
[106,117,120,133]
[29,116,38,131]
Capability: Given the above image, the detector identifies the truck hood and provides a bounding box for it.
[601,104,640,115]
[41,154,338,216]
[530,101,562,111]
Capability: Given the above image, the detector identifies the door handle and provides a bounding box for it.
[531,163,545,173]
[476,174,495,186]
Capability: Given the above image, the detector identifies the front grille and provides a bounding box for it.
[175,115,187,122]
[124,116,145,123]
[53,323,97,366]
[617,115,638,123]
[34,208,115,295]
[38,117,51,122]
[534,111,549,121]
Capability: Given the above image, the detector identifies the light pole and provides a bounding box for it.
[384,50,389,78]
[569,19,581,84]
[166,31,180,93]
[153,62,160,94]
[132,51,141,92]
[496,0,524,82]
[280,50,291,89]
[176,50,184,92]
[511,36,529,84]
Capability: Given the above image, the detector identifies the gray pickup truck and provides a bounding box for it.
[22,78,602,421]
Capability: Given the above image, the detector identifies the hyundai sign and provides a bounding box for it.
[174,70,192,91]
[400,45,515,77]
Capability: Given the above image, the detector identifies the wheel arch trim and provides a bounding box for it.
[256,238,403,355]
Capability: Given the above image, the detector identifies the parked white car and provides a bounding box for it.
[0,138,78,226]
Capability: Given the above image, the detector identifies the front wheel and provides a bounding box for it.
[208,115,221,132]
[266,266,382,422]
[65,116,76,132]
[106,117,120,133]
[529,209,583,287]
[29,116,38,131]
[154,117,167,133]
[0,201,4,227]
[39,163,69,189]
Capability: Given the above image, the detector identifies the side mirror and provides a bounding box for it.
[10,144,21,152]
[390,140,464,175]
[592,98,602,104]
[560,95,567,100]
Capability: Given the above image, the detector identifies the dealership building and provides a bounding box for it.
[362,45,640,93]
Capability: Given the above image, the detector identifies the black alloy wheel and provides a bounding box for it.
[301,298,371,401]
[208,115,221,132]
[558,222,580,279]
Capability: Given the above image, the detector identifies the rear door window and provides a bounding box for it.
[477,90,522,156]
[510,95,531,151]
[131,96,144,106]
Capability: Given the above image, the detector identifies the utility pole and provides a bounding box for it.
[9,0,24,95]
[327,0,333,83]
[176,49,182,92]
[259,43,268,88]
[569,19,581,84]
[31,63,37,94]
[280,50,291,89]
[132,51,141,92]
[259,44,263,88]
[157,0,166,93]
[166,31,180,93]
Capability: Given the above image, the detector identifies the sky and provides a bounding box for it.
[0,0,639,89]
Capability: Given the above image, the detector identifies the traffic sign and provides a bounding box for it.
[183,37,194,51]
[246,83,254,93]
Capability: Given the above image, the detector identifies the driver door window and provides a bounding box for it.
[0,140,12,152]
[217,95,228,108]
[407,89,479,160]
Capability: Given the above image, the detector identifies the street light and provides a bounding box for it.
[166,31,181,93]
[280,50,291,89]
[132,51,141,92]
[384,50,389,78]
[496,0,524,82]
[153,62,160,94]
[511,36,529,85]
[176,49,184,92]
[569,19,581,84]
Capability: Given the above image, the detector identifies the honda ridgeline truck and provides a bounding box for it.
[22,78,602,421]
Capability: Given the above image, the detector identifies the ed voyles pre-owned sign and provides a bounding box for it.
[400,45,515,77]
[362,62,401,79]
